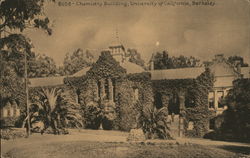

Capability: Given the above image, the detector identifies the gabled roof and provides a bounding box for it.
[71,67,91,77]
[120,60,145,74]
[150,67,205,80]
[28,76,65,87]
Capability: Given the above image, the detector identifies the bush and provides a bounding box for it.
[139,106,172,139]
[0,128,26,140]
[114,80,138,131]
[215,79,250,142]
[83,102,102,129]
[40,127,69,135]
[0,117,20,128]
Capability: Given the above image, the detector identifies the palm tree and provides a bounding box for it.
[30,87,83,134]
[139,106,172,139]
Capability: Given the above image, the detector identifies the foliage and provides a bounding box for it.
[28,54,59,77]
[227,55,248,67]
[0,35,31,116]
[152,68,214,137]
[30,87,83,134]
[57,89,83,128]
[66,51,153,132]
[114,79,138,131]
[0,128,26,140]
[0,0,54,129]
[153,50,201,70]
[217,79,250,141]
[126,48,145,68]
[87,51,126,80]
[83,101,102,129]
[139,106,172,139]
[0,0,53,34]
[0,117,20,128]
[63,48,94,75]
[185,68,215,137]
[101,100,117,130]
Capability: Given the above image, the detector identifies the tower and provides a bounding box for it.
[109,28,126,63]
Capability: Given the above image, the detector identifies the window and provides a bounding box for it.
[97,81,101,98]
[104,79,108,99]
[217,91,224,108]
[187,121,194,130]
[208,92,215,108]
[13,107,17,116]
[134,88,139,101]
[209,119,215,130]
[154,92,163,109]
[7,108,11,117]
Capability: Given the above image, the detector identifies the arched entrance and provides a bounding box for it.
[154,90,185,138]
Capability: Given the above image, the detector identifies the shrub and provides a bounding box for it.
[29,87,83,134]
[139,106,172,139]
[115,80,138,131]
[0,117,19,128]
[218,79,250,141]
[84,101,102,129]
[0,128,26,140]
[102,101,116,130]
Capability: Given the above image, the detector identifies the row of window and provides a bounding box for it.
[1,107,20,117]
[208,90,229,109]
[97,79,139,101]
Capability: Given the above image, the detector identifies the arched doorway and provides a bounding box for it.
[168,92,180,115]
[154,92,163,109]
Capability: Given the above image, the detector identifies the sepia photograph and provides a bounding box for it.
[0,0,250,157]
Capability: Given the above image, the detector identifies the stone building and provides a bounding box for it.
[26,42,250,136]
[0,100,21,127]
[150,54,250,115]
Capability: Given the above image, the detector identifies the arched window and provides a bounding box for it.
[104,79,109,100]
[154,92,163,109]
[134,88,139,101]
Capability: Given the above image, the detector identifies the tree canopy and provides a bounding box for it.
[63,48,94,75]
[0,0,52,35]
[126,48,145,69]
[0,0,53,110]
[28,54,59,78]
[227,55,249,67]
[153,51,201,70]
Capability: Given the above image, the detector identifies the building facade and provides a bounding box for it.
[23,43,250,136]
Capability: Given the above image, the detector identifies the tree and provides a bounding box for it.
[0,0,54,132]
[126,48,145,68]
[139,105,172,139]
[227,55,249,67]
[63,48,94,75]
[0,0,52,35]
[153,51,201,70]
[0,34,35,116]
[28,54,59,78]
[219,79,250,141]
[30,87,83,134]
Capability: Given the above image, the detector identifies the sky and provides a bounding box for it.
[25,0,250,66]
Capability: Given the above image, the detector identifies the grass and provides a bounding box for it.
[3,141,244,158]
[2,129,249,158]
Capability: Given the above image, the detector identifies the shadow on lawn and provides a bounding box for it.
[217,145,250,155]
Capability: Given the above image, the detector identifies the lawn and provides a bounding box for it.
[1,129,250,158]
[2,140,247,158]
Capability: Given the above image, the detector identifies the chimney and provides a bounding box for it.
[150,53,155,70]
[150,60,154,70]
